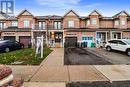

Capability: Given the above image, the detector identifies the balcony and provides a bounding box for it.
[32,24,63,30]
[0,26,7,31]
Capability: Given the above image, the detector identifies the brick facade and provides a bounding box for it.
[1,9,130,48]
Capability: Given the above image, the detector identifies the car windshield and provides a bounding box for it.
[0,41,7,43]
[123,40,130,45]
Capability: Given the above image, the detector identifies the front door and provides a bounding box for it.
[112,33,121,39]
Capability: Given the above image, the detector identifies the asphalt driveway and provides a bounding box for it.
[64,48,112,65]
[64,47,130,65]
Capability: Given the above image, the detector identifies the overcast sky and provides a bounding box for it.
[15,0,130,16]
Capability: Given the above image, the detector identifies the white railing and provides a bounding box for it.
[32,24,63,30]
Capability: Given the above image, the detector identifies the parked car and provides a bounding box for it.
[105,39,130,56]
[0,40,24,52]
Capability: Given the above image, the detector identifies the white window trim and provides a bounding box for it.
[12,21,18,27]
[115,20,119,26]
[24,20,30,28]
[91,18,97,25]
[68,21,74,28]
[39,22,46,30]
[54,21,61,29]
[87,20,90,25]
[120,20,126,25]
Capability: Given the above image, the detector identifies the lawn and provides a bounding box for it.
[0,47,53,65]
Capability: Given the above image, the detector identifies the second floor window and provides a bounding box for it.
[91,18,97,25]
[54,22,61,29]
[120,20,126,25]
[24,20,30,28]
[39,22,45,30]
[0,23,3,29]
[12,21,18,27]
[87,20,90,25]
[0,22,6,29]
[115,20,119,26]
[68,21,74,28]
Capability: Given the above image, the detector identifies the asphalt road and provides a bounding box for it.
[67,81,130,87]
[64,48,113,65]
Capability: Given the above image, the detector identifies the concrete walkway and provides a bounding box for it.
[40,48,64,66]
[24,82,66,87]
[8,48,130,87]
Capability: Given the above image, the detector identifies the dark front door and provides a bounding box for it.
[65,37,77,48]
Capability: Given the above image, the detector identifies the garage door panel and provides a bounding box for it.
[65,37,77,48]
[19,36,31,48]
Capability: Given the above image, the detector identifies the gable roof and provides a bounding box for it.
[63,10,79,17]
[17,9,34,17]
[113,10,130,18]
[89,10,102,16]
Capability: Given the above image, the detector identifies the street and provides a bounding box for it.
[67,81,130,87]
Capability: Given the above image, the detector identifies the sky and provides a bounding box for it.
[14,0,130,17]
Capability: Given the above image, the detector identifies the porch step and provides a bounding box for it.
[55,43,62,48]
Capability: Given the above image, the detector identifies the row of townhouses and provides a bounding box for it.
[0,9,130,48]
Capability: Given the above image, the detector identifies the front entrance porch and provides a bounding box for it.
[96,31,122,48]
[49,32,63,48]
[32,31,64,48]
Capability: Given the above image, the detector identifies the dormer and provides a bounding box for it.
[113,11,129,29]
[63,10,80,28]
[17,9,35,28]
[87,10,102,28]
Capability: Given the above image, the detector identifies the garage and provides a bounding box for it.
[19,36,31,48]
[4,36,16,41]
[65,37,77,48]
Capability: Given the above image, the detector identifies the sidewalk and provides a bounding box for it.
[8,48,130,87]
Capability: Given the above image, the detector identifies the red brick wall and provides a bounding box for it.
[127,21,130,28]
[18,15,35,28]
[80,20,86,28]
[123,32,130,39]
[100,20,114,28]
[87,15,99,29]
[119,16,127,29]
[63,16,80,28]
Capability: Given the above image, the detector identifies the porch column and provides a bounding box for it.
[106,31,107,42]
[16,32,19,42]
[63,30,65,47]
[121,32,123,39]
[16,35,19,42]
[46,31,48,47]
[110,31,112,40]
[31,31,34,48]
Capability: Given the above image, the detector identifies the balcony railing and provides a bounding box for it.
[0,26,7,30]
[32,24,63,30]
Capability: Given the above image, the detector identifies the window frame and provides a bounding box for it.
[11,21,18,27]
[24,20,30,28]
[68,21,74,28]
[91,18,97,25]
